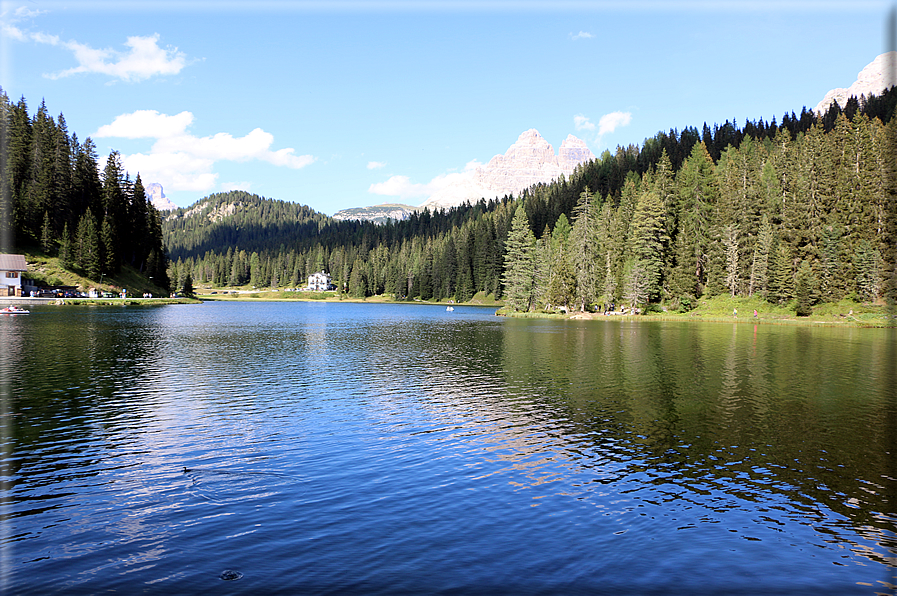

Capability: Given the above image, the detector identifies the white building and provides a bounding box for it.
[307,271,334,291]
[0,254,27,297]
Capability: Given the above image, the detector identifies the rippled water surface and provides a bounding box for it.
[2,302,896,594]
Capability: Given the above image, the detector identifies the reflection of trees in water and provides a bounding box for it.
[498,318,897,566]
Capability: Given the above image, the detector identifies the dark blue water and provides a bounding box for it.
[2,302,896,594]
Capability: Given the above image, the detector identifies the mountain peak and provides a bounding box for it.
[145,183,177,211]
[420,129,594,210]
[813,52,896,115]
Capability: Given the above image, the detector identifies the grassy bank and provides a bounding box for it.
[43,297,202,306]
[194,287,501,307]
[19,246,170,297]
[499,295,896,328]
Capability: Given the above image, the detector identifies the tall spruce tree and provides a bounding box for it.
[502,205,537,312]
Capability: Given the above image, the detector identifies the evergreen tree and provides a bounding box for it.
[794,260,817,316]
[59,222,74,270]
[623,259,650,310]
[40,210,53,253]
[348,256,367,297]
[723,224,740,296]
[546,243,576,311]
[768,242,793,304]
[101,215,118,274]
[748,215,774,297]
[569,188,601,311]
[502,205,537,312]
[182,272,194,297]
[854,240,882,301]
[627,190,668,300]
[76,209,101,280]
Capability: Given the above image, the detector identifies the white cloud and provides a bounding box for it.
[575,110,633,146]
[14,7,47,19]
[367,161,387,170]
[574,114,596,131]
[597,111,632,136]
[96,110,316,193]
[570,31,594,40]
[1,7,189,83]
[368,165,484,202]
[44,34,188,82]
[95,110,194,139]
[368,175,431,200]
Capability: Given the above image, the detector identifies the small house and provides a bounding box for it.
[0,254,27,297]
[307,271,334,291]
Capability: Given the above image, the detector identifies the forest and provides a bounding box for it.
[0,89,169,291]
[2,85,895,314]
[162,89,897,314]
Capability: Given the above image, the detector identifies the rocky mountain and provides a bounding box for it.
[813,52,896,115]
[332,203,418,224]
[420,129,595,210]
[145,183,178,211]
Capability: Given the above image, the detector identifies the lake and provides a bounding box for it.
[2,301,895,594]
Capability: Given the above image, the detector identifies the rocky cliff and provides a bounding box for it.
[332,203,418,224]
[420,129,594,210]
[146,183,178,211]
[813,52,896,115]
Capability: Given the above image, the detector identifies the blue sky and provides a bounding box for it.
[1,1,892,214]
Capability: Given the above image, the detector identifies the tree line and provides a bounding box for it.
[163,89,896,314]
[0,90,169,290]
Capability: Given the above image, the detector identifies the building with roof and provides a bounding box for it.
[0,254,27,297]
[307,271,334,291]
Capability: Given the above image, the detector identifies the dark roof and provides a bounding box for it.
[0,254,27,271]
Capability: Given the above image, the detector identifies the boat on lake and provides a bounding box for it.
[1,306,29,315]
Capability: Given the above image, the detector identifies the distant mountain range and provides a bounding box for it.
[333,129,595,222]
[152,53,895,224]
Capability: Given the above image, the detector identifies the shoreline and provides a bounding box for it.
[0,297,201,307]
[8,292,892,328]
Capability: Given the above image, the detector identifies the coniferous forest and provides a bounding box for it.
[0,89,170,291]
[3,85,896,313]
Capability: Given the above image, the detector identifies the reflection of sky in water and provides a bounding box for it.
[5,303,896,594]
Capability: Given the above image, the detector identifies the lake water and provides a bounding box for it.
[2,301,896,595]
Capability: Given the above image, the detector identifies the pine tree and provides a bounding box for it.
[101,215,118,274]
[547,243,576,311]
[59,222,74,270]
[794,260,817,316]
[182,272,194,297]
[569,188,601,311]
[748,215,774,298]
[623,258,650,310]
[627,189,668,300]
[723,224,739,296]
[768,242,793,304]
[76,209,101,280]
[40,210,53,253]
[854,240,882,301]
[501,205,537,312]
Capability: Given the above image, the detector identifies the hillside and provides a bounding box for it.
[161,83,897,314]
[162,190,331,260]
